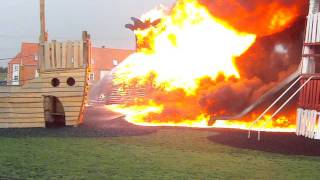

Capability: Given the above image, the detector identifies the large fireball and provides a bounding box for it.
[114,0,256,95]
[108,0,304,131]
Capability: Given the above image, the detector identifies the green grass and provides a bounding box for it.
[0,128,320,179]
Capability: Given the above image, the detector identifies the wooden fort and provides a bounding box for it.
[0,0,91,128]
[0,33,91,128]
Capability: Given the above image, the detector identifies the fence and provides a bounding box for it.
[39,40,87,71]
[305,12,320,43]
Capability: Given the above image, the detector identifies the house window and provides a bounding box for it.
[34,54,38,61]
[14,65,19,72]
[12,64,20,85]
[113,59,118,66]
[89,73,95,81]
[91,59,95,65]
[13,76,19,81]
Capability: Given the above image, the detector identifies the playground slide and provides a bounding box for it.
[208,68,301,125]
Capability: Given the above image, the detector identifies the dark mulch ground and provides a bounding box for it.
[0,118,157,138]
[208,128,320,156]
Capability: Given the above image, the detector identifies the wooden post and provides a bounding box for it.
[66,41,74,68]
[82,31,91,67]
[39,0,47,43]
[55,42,62,69]
[39,0,48,73]
[73,41,79,68]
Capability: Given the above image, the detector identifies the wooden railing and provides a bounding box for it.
[39,39,89,72]
[37,31,91,72]
[298,75,320,110]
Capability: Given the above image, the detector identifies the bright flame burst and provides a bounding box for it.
[110,0,296,132]
[107,104,295,132]
[114,0,256,95]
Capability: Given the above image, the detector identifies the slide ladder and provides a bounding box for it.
[248,76,314,140]
[247,75,302,138]
[209,70,301,124]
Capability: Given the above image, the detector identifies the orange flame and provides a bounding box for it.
[110,0,299,131]
[106,104,295,132]
[114,0,256,95]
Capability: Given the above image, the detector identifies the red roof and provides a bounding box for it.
[8,42,38,65]
[92,47,134,71]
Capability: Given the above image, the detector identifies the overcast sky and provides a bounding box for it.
[0,0,176,67]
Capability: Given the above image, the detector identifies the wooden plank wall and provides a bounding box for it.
[0,36,91,128]
[298,77,320,111]
[41,40,85,71]
[0,69,87,128]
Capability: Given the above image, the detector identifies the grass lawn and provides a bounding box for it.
[0,128,320,179]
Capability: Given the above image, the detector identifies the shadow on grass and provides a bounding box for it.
[0,118,158,138]
[208,129,320,156]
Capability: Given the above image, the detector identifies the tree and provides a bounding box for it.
[0,67,7,73]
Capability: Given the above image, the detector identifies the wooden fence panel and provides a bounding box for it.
[79,40,84,67]
[305,80,310,108]
[302,79,307,108]
[311,81,316,109]
[55,42,62,68]
[312,14,318,43]
[299,78,320,110]
[73,41,79,68]
[317,13,320,42]
[306,15,311,43]
[44,42,50,70]
[40,40,86,71]
[66,41,74,68]
[61,42,67,68]
[50,42,56,69]
[317,80,320,111]
[310,81,315,109]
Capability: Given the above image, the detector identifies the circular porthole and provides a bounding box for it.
[51,78,60,87]
[67,77,76,86]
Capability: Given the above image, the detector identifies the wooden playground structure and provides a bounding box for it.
[0,0,91,128]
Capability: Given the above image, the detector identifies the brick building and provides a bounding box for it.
[89,47,134,84]
[7,43,133,86]
[7,43,39,86]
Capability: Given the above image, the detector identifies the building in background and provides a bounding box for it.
[7,43,38,86]
[89,47,134,85]
[6,43,133,86]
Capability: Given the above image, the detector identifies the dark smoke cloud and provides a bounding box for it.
[145,1,307,123]
[116,0,309,125]
[199,18,305,118]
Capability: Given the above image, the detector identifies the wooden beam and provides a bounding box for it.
[39,0,47,42]
[79,40,84,67]
[66,41,74,68]
[44,42,50,70]
[56,42,62,68]
[73,41,79,68]
[50,41,56,69]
